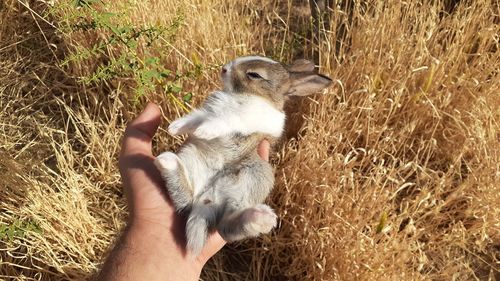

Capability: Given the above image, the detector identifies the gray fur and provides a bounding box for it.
[155,56,332,256]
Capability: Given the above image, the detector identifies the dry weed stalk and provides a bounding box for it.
[0,0,498,280]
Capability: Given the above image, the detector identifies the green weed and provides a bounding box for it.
[55,0,203,104]
[0,219,42,243]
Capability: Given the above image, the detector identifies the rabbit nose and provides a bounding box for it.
[221,67,228,74]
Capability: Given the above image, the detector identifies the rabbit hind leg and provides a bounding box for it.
[217,204,277,242]
[154,152,193,212]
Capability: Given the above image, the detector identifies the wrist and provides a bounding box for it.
[127,214,172,236]
[122,222,203,281]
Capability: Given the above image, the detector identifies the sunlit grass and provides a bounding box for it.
[0,0,498,280]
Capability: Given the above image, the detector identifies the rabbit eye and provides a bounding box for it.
[246,72,263,80]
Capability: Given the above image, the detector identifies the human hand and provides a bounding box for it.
[96,103,270,281]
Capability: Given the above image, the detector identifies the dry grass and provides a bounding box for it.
[1,0,499,280]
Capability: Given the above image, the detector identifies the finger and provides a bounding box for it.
[118,103,164,204]
[197,232,226,265]
[257,139,270,161]
[120,103,161,158]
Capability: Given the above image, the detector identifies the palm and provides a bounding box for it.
[117,103,270,267]
[118,103,225,264]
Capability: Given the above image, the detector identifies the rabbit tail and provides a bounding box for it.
[186,203,217,256]
[186,215,207,256]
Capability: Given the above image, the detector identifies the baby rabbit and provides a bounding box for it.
[154,56,332,256]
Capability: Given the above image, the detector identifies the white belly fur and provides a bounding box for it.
[178,91,285,196]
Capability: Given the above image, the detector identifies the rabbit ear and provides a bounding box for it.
[286,73,332,96]
[286,59,315,73]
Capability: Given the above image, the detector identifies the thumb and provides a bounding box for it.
[120,102,162,159]
[118,103,164,209]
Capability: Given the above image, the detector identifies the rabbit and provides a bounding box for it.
[154,56,332,256]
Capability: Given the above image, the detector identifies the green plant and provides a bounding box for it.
[0,219,42,243]
[56,0,202,104]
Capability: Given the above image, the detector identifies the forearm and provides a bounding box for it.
[94,223,202,281]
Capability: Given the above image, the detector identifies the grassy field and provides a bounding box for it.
[1,0,498,280]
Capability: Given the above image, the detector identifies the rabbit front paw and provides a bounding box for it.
[192,122,227,140]
[168,119,188,135]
